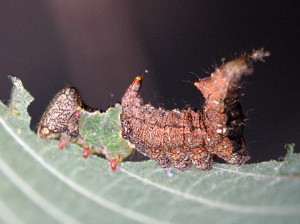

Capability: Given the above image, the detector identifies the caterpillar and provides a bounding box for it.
[37,87,133,170]
[121,49,270,171]
[38,49,269,172]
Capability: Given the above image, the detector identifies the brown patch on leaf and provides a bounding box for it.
[121,49,269,171]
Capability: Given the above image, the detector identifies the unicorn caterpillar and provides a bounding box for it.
[38,49,269,171]
[120,49,269,171]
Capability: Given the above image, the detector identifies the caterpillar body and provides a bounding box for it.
[120,49,269,171]
[38,49,269,172]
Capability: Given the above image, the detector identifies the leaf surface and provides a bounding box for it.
[0,77,299,224]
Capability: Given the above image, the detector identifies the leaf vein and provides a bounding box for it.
[0,158,80,224]
[119,167,300,215]
[0,117,168,224]
[212,165,300,179]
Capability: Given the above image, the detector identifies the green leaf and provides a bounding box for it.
[0,77,299,224]
[79,104,134,162]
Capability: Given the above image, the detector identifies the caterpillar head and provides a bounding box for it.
[37,87,82,141]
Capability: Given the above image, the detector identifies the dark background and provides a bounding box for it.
[0,1,299,162]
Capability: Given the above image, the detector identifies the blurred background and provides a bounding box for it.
[0,1,299,162]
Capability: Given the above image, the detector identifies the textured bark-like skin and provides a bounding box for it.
[37,87,82,140]
[121,50,269,171]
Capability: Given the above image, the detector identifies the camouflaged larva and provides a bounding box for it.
[78,104,134,170]
[121,49,270,171]
[37,87,82,142]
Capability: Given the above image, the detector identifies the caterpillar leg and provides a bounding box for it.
[189,148,214,170]
[147,148,171,168]
[82,146,93,158]
[148,147,192,171]
[58,133,71,150]
[218,150,250,167]
[109,158,118,171]
[214,138,249,166]
[102,150,122,171]
[167,148,193,171]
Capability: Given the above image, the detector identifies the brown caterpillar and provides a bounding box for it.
[121,49,270,171]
